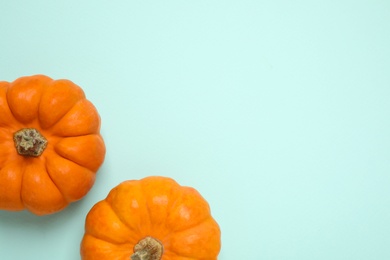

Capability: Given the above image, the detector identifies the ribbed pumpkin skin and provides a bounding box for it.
[0,75,106,215]
[80,176,221,260]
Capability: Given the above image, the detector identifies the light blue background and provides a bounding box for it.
[1,1,390,259]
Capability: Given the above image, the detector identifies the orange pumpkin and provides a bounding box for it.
[80,176,221,260]
[0,75,106,215]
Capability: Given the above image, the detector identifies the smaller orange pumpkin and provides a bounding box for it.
[80,176,221,260]
[0,75,106,215]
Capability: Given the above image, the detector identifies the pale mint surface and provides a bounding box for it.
[1,1,390,259]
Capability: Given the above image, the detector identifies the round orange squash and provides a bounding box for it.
[80,176,221,260]
[0,74,106,215]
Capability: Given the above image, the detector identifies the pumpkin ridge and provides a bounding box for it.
[17,163,26,210]
[48,98,101,137]
[42,97,86,132]
[6,75,47,124]
[53,134,105,172]
[140,181,154,230]
[20,156,69,215]
[88,229,132,246]
[170,215,212,235]
[0,83,19,128]
[162,249,199,260]
[166,216,219,259]
[45,151,97,202]
[18,158,28,209]
[89,201,140,245]
[166,188,184,232]
[43,156,68,202]
[105,195,144,241]
[0,159,25,210]
[158,250,197,260]
[85,232,126,247]
[164,185,211,233]
[37,78,88,130]
[4,86,21,124]
[51,132,96,139]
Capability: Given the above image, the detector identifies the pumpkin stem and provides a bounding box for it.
[131,236,163,260]
[13,128,48,157]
